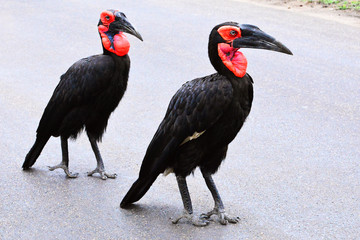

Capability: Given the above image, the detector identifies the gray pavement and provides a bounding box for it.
[0,0,359,239]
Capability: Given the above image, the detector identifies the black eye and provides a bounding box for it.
[105,15,110,20]
[230,30,237,36]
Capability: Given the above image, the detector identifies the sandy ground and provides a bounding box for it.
[240,0,360,27]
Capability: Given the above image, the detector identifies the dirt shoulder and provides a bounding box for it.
[239,0,360,27]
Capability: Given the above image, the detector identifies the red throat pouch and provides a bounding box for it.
[217,43,247,78]
[98,26,130,56]
[113,33,130,56]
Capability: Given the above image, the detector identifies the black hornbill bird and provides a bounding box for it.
[22,10,142,179]
[120,22,292,225]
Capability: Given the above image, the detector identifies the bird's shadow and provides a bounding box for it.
[119,202,182,224]
[120,202,174,213]
[21,167,48,176]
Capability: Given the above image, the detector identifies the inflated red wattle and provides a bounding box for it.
[113,34,130,56]
[98,26,130,56]
[218,43,247,78]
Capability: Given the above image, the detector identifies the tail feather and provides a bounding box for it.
[22,136,50,169]
[121,135,178,208]
[120,175,158,208]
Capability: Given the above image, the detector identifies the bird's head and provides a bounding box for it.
[98,10,143,56]
[209,22,292,78]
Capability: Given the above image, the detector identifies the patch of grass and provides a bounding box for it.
[302,0,360,10]
[320,0,340,4]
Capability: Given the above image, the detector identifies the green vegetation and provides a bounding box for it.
[302,0,360,10]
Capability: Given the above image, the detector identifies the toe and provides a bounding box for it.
[219,213,228,225]
[192,217,209,227]
[200,213,210,220]
[225,215,240,224]
[48,165,62,171]
[200,209,216,220]
[172,217,182,224]
[66,171,79,178]
[88,168,116,180]
[100,173,108,180]
[105,173,117,179]
[172,213,209,226]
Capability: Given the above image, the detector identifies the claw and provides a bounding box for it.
[200,208,239,225]
[87,168,117,180]
[172,211,209,227]
[48,164,79,178]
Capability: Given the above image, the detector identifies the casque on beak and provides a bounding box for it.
[233,24,292,55]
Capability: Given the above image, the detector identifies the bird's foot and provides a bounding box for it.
[48,164,79,178]
[172,210,209,227]
[87,168,117,180]
[200,208,239,225]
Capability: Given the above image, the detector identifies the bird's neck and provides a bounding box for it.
[98,25,130,56]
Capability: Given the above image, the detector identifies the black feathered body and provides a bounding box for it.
[170,73,253,177]
[37,53,130,141]
[22,52,130,169]
[142,73,253,177]
[121,72,253,205]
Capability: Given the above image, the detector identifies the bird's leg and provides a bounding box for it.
[172,175,209,226]
[200,169,239,225]
[86,132,117,180]
[48,136,79,178]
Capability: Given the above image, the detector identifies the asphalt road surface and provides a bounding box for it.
[1,0,359,239]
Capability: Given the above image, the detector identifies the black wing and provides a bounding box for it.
[121,73,234,207]
[36,54,115,137]
[139,73,233,177]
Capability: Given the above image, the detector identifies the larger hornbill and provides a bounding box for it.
[120,22,292,225]
[22,10,142,179]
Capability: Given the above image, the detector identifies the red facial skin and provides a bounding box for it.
[98,11,130,56]
[217,26,248,78]
[100,10,116,27]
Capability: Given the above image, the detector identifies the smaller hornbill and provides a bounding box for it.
[22,10,142,179]
[120,22,292,225]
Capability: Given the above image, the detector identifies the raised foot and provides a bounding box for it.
[48,164,79,178]
[172,211,209,227]
[200,208,239,225]
[87,168,117,180]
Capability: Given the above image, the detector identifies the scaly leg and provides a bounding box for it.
[172,175,209,226]
[200,169,239,225]
[48,136,79,178]
[86,132,117,180]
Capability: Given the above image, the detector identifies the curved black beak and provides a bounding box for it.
[233,24,292,55]
[111,12,143,41]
